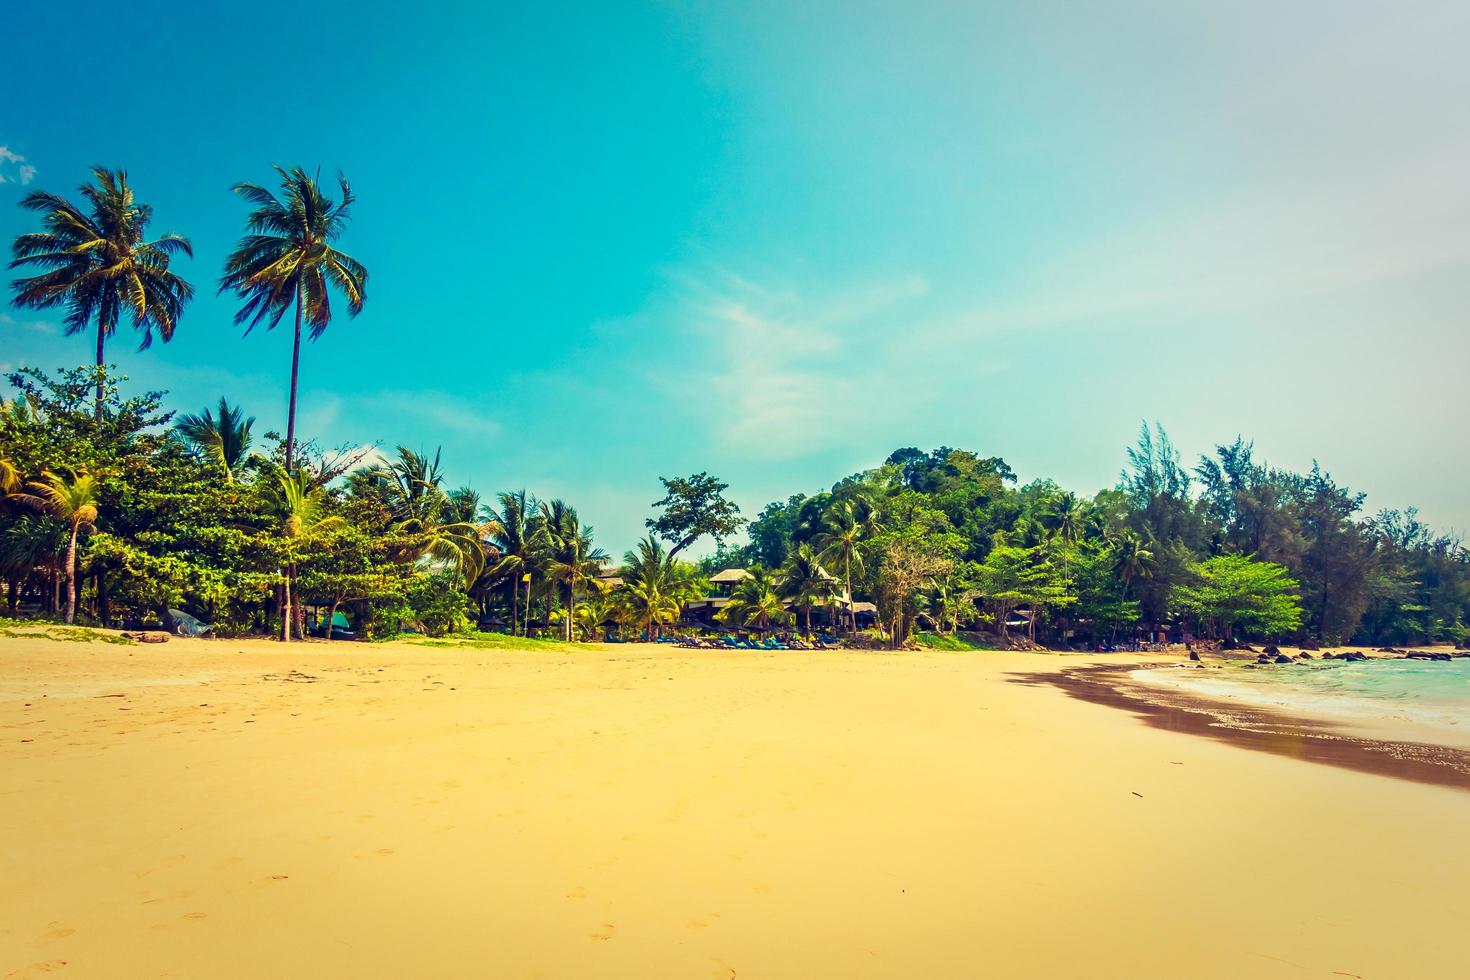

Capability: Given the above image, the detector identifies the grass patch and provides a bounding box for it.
[912,631,1001,652]
[0,617,134,645]
[406,631,595,654]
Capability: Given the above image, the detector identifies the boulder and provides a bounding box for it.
[1274,654,1293,664]
[1188,650,1201,662]
[122,630,170,644]
[1263,643,1280,655]
[1432,653,1453,662]
[1297,652,1314,659]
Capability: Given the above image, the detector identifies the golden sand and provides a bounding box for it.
[2,635,1466,979]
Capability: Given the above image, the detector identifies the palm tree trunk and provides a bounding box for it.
[280,576,291,642]
[64,525,78,625]
[845,554,854,634]
[285,285,303,472]
[326,599,340,642]
[524,574,532,636]
[95,320,106,425]
[566,584,576,642]
[509,577,519,635]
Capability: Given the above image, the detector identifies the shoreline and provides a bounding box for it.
[1014,661,1470,792]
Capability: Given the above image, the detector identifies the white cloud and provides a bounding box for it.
[0,313,56,335]
[0,146,35,185]
[657,268,931,460]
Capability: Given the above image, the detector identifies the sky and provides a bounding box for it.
[3,0,1468,554]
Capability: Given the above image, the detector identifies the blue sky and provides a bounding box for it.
[4,0,1469,553]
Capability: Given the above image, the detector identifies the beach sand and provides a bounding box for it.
[2,634,1466,979]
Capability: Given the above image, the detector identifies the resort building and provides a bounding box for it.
[680,568,878,632]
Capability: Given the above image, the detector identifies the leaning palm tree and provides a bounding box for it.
[9,168,193,422]
[175,398,255,482]
[10,468,100,624]
[219,166,367,470]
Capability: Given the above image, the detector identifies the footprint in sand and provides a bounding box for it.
[564,886,587,900]
[39,925,74,941]
[589,923,616,941]
[181,912,208,920]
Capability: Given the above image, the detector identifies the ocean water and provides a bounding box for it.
[1134,657,1470,744]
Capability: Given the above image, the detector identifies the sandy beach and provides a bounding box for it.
[2,634,1467,979]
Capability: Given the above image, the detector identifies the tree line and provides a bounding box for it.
[4,166,1466,647]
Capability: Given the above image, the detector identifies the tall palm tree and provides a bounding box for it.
[816,494,882,633]
[175,397,255,482]
[10,468,99,624]
[9,167,193,422]
[483,490,540,635]
[219,166,367,470]
[778,543,837,633]
[260,465,343,641]
[539,501,609,641]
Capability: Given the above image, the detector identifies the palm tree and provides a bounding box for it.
[260,465,343,641]
[539,501,609,641]
[1044,492,1085,546]
[778,543,837,633]
[615,535,705,641]
[220,166,367,470]
[370,447,485,584]
[10,468,99,624]
[0,457,18,496]
[816,494,882,633]
[1112,531,1156,594]
[573,591,620,641]
[175,398,255,482]
[9,168,193,422]
[717,565,792,633]
[483,490,540,635]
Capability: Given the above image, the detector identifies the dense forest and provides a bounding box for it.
[4,167,1468,648]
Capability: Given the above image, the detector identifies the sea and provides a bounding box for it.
[1134,656,1470,747]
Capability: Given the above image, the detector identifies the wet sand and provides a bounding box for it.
[2,634,1468,979]
[1016,663,1470,792]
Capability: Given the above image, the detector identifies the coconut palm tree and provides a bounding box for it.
[10,468,99,624]
[573,591,620,641]
[615,535,705,641]
[1112,530,1156,594]
[816,494,882,633]
[778,543,836,633]
[369,447,485,585]
[539,501,609,641]
[9,168,193,422]
[175,398,255,482]
[219,166,367,470]
[483,490,540,635]
[717,565,792,633]
[260,465,344,641]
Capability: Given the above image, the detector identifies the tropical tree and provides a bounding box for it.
[646,472,746,561]
[9,167,193,422]
[1169,553,1303,643]
[220,166,367,470]
[260,465,343,641]
[483,489,541,635]
[816,494,882,632]
[616,535,705,640]
[175,398,255,482]
[1111,530,1156,593]
[539,500,609,641]
[778,543,836,633]
[717,565,792,632]
[9,468,99,623]
[366,447,486,585]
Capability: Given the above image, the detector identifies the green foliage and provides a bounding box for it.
[1169,554,1303,640]
[646,472,745,560]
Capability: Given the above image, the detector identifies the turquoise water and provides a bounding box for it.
[1136,657,1470,743]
